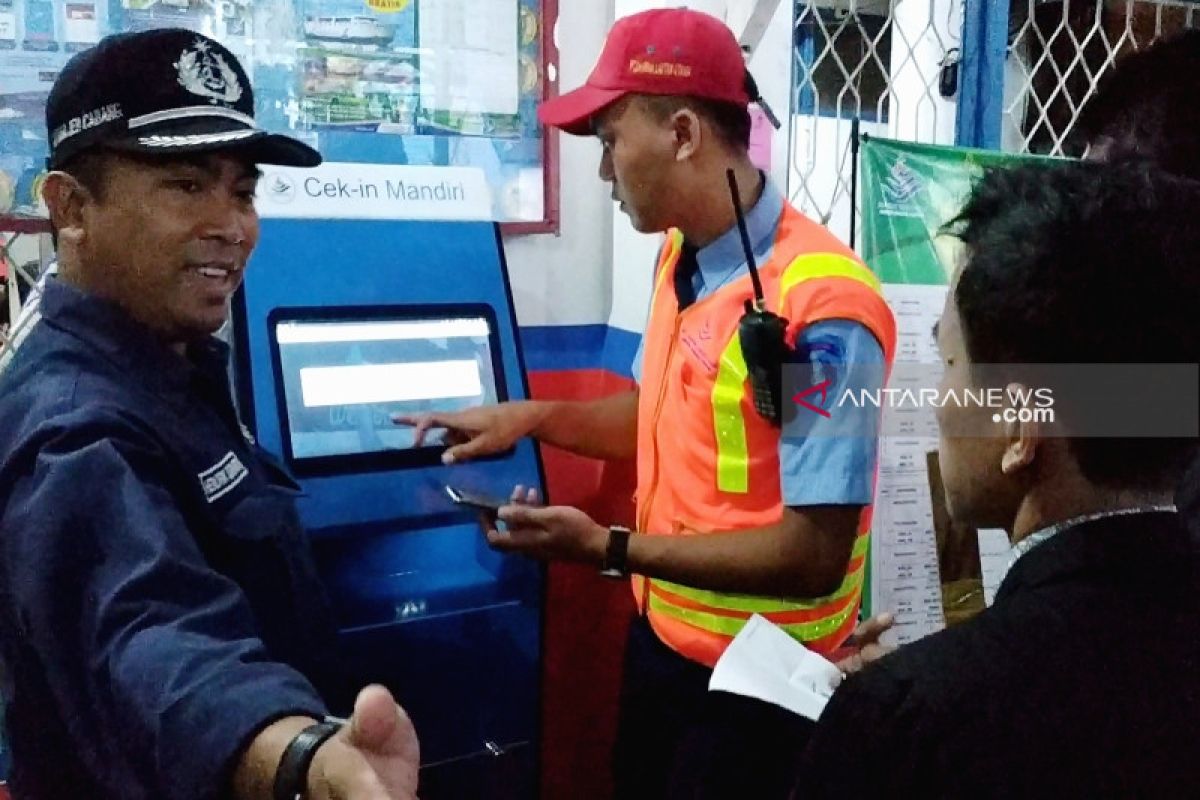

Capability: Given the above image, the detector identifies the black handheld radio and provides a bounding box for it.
[727,168,787,426]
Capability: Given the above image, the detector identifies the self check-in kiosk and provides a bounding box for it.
[232,219,545,798]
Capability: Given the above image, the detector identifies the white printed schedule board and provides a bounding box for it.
[0,0,555,226]
[871,282,950,645]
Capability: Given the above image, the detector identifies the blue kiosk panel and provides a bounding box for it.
[233,219,544,797]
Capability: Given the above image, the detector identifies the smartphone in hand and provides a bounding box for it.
[444,484,508,515]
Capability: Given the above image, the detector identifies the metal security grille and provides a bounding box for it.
[789,0,963,245]
[1003,0,1200,156]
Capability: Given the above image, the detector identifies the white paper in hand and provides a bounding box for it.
[708,614,843,721]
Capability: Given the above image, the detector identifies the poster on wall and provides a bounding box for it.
[859,136,1052,646]
[0,0,552,225]
[295,0,419,134]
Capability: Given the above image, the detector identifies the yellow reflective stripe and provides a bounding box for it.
[652,229,685,299]
[711,335,751,493]
[778,252,882,306]
[648,588,860,642]
[851,529,870,558]
[652,562,863,615]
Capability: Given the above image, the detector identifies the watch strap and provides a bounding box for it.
[272,718,343,800]
[600,525,632,578]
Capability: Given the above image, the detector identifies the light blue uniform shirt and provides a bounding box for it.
[632,178,884,506]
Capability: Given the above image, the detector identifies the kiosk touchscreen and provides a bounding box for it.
[270,307,505,472]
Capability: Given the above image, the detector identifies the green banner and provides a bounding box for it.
[861,136,1050,286]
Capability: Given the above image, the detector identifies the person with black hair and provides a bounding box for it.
[399,8,897,798]
[790,159,1200,797]
[1077,29,1200,180]
[1076,28,1200,567]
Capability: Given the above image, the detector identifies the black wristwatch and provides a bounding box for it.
[600,525,632,578]
[272,717,344,800]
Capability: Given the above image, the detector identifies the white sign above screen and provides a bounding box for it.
[257,162,493,221]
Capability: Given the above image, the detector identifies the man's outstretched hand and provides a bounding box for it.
[394,402,546,465]
[307,685,421,800]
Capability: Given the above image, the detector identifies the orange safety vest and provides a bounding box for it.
[633,203,897,668]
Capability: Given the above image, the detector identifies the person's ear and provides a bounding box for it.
[670,108,702,162]
[1000,382,1041,475]
[42,171,91,249]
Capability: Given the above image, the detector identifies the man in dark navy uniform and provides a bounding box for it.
[0,29,418,800]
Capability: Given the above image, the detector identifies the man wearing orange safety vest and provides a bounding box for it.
[398,8,896,798]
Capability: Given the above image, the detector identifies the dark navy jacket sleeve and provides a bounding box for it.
[0,412,327,800]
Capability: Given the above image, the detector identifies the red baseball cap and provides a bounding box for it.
[539,8,750,136]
